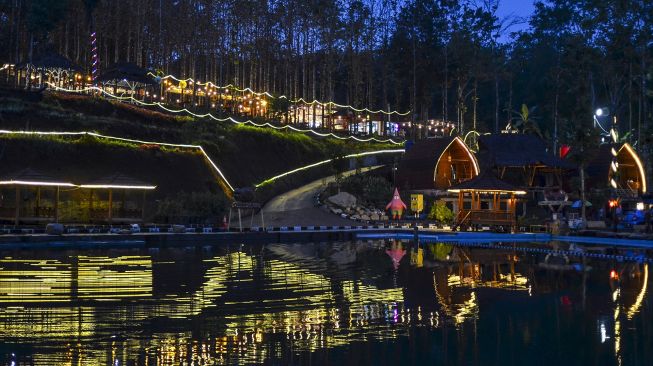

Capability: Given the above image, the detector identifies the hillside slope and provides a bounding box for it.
[0,88,397,189]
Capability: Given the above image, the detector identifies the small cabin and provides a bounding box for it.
[587,142,647,195]
[396,136,479,191]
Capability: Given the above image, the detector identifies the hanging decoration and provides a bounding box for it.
[90,31,99,84]
[147,72,411,116]
[46,83,404,145]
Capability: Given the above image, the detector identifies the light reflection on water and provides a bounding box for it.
[0,240,650,365]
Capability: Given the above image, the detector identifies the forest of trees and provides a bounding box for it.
[1,0,652,155]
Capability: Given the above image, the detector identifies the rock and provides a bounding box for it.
[381,215,388,221]
[330,207,343,215]
[327,192,357,208]
[370,214,380,221]
[351,214,360,220]
[46,223,64,235]
[360,215,370,221]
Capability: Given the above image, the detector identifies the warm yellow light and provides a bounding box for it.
[621,143,647,193]
[80,184,156,190]
[0,180,75,187]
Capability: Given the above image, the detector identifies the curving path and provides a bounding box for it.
[245,167,382,228]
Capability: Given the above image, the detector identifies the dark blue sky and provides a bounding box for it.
[496,0,536,40]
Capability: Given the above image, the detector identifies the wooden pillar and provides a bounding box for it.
[54,186,60,223]
[108,189,113,223]
[141,190,147,222]
[14,186,20,226]
[36,187,41,217]
[89,189,94,223]
[120,190,126,218]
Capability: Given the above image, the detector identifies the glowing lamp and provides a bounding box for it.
[636,202,645,211]
[595,108,603,116]
[610,270,619,280]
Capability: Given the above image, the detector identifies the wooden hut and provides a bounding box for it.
[448,171,526,231]
[396,136,479,191]
[477,134,575,190]
[586,142,647,196]
[0,168,75,224]
[80,173,156,223]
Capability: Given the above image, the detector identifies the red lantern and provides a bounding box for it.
[560,145,571,158]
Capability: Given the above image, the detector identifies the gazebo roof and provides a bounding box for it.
[80,173,156,190]
[0,168,75,187]
[18,52,81,71]
[98,62,154,85]
[478,134,575,169]
[447,171,526,194]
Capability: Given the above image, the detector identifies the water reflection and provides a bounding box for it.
[0,240,650,365]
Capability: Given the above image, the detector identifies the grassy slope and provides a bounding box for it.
[0,135,217,199]
[0,88,397,190]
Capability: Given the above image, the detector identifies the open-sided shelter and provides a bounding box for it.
[477,134,575,190]
[448,171,526,231]
[17,52,81,89]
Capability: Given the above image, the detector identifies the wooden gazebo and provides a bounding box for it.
[80,173,156,223]
[448,171,526,231]
[477,134,575,190]
[17,52,81,88]
[0,168,75,224]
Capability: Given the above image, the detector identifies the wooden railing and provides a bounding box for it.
[455,209,516,228]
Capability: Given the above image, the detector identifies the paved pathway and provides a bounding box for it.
[242,167,382,228]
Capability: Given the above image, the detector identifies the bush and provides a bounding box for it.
[155,191,229,224]
[428,200,454,224]
[328,174,393,207]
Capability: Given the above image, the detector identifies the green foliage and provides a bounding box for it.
[428,243,453,261]
[329,174,392,207]
[155,191,229,224]
[428,200,454,224]
[269,97,291,120]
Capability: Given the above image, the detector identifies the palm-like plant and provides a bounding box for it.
[509,104,543,138]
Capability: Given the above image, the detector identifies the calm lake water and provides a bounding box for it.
[0,240,650,366]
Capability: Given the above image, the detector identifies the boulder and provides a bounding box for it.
[330,208,343,215]
[327,192,357,208]
[370,214,380,221]
[46,223,64,235]
[381,215,388,221]
[360,215,370,221]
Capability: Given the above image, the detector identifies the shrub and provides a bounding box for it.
[428,200,454,224]
[155,191,229,224]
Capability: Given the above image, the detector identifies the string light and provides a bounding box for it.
[0,129,235,192]
[79,184,156,190]
[147,73,410,116]
[90,32,99,84]
[254,149,405,188]
[0,180,76,187]
[46,83,403,145]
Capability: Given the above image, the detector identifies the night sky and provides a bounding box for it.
[496,0,536,40]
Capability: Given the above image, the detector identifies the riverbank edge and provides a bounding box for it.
[1,229,652,249]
